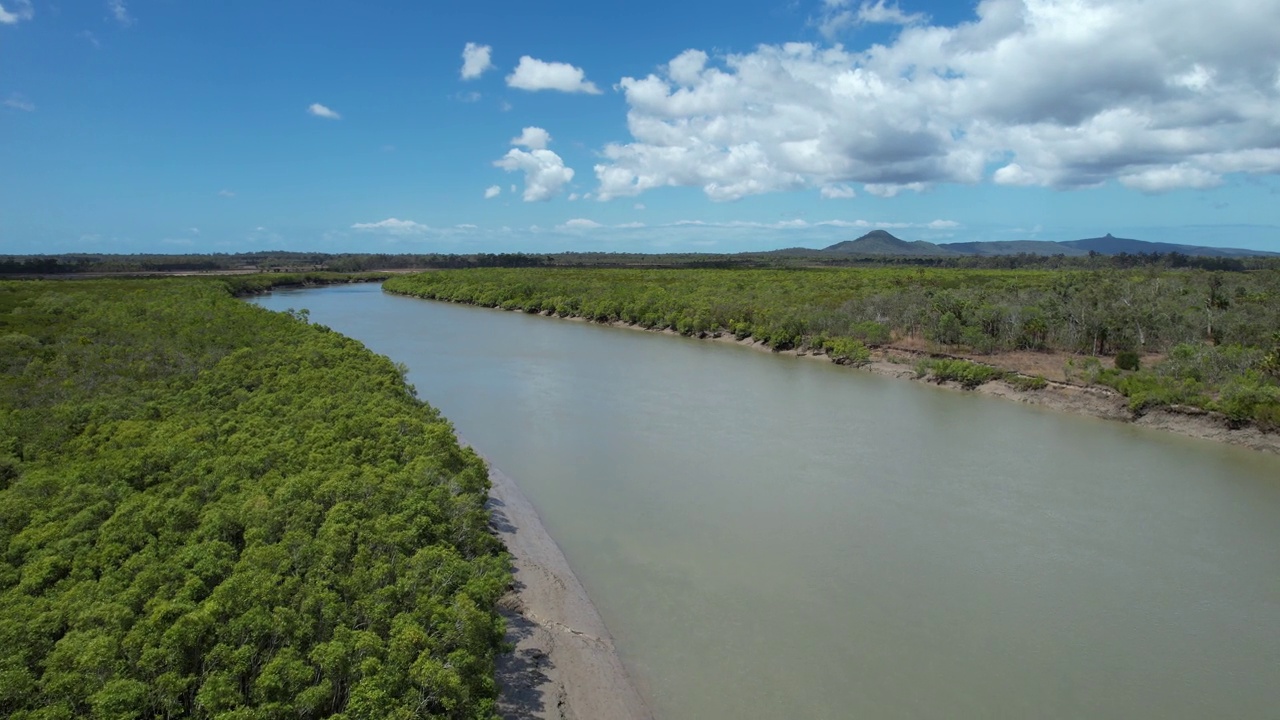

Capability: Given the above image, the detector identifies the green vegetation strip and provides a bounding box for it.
[913,358,1009,390]
[385,267,1280,428]
[1,278,509,719]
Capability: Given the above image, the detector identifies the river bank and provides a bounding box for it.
[727,336,1280,454]
[776,342,1280,454]
[711,326,1280,454]
[404,295,1279,454]
[461,439,652,720]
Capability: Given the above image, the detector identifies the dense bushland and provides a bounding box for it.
[5,248,1277,277]
[220,272,394,295]
[0,279,509,719]
[1078,341,1280,428]
[385,267,1280,426]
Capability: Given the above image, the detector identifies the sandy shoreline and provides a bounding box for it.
[458,438,653,720]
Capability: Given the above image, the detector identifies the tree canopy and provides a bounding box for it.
[0,278,510,719]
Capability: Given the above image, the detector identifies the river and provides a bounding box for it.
[253,284,1280,719]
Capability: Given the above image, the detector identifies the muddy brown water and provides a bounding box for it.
[254,285,1280,720]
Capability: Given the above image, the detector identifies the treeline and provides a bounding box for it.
[220,271,395,295]
[0,253,554,275]
[1,278,510,718]
[325,254,550,272]
[0,255,266,275]
[6,250,1278,277]
[384,267,1280,429]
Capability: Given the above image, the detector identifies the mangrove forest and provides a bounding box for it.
[0,277,510,719]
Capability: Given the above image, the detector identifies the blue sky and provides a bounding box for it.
[2,0,1278,254]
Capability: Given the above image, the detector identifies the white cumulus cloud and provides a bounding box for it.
[308,103,341,120]
[507,56,602,94]
[593,0,1280,201]
[351,218,430,235]
[0,0,33,24]
[854,0,925,25]
[494,126,575,201]
[993,163,1038,186]
[818,0,927,38]
[558,218,604,230]
[484,185,502,199]
[511,126,552,150]
[820,184,857,199]
[864,182,927,198]
[461,43,495,80]
[1119,165,1224,193]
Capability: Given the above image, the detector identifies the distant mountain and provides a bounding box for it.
[939,240,1090,257]
[1057,234,1278,258]
[808,229,1276,258]
[1060,233,1178,254]
[823,230,957,256]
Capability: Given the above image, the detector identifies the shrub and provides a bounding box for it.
[915,358,1006,389]
[849,321,891,346]
[1064,356,1104,384]
[1015,308,1049,350]
[1096,370,1210,413]
[930,312,963,345]
[766,316,808,350]
[1254,403,1280,432]
[961,326,1000,355]
[823,337,871,366]
[1262,332,1280,379]
[1114,351,1141,371]
[1159,343,1262,384]
[1213,372,1280,427]
[1007,374,1048,391]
